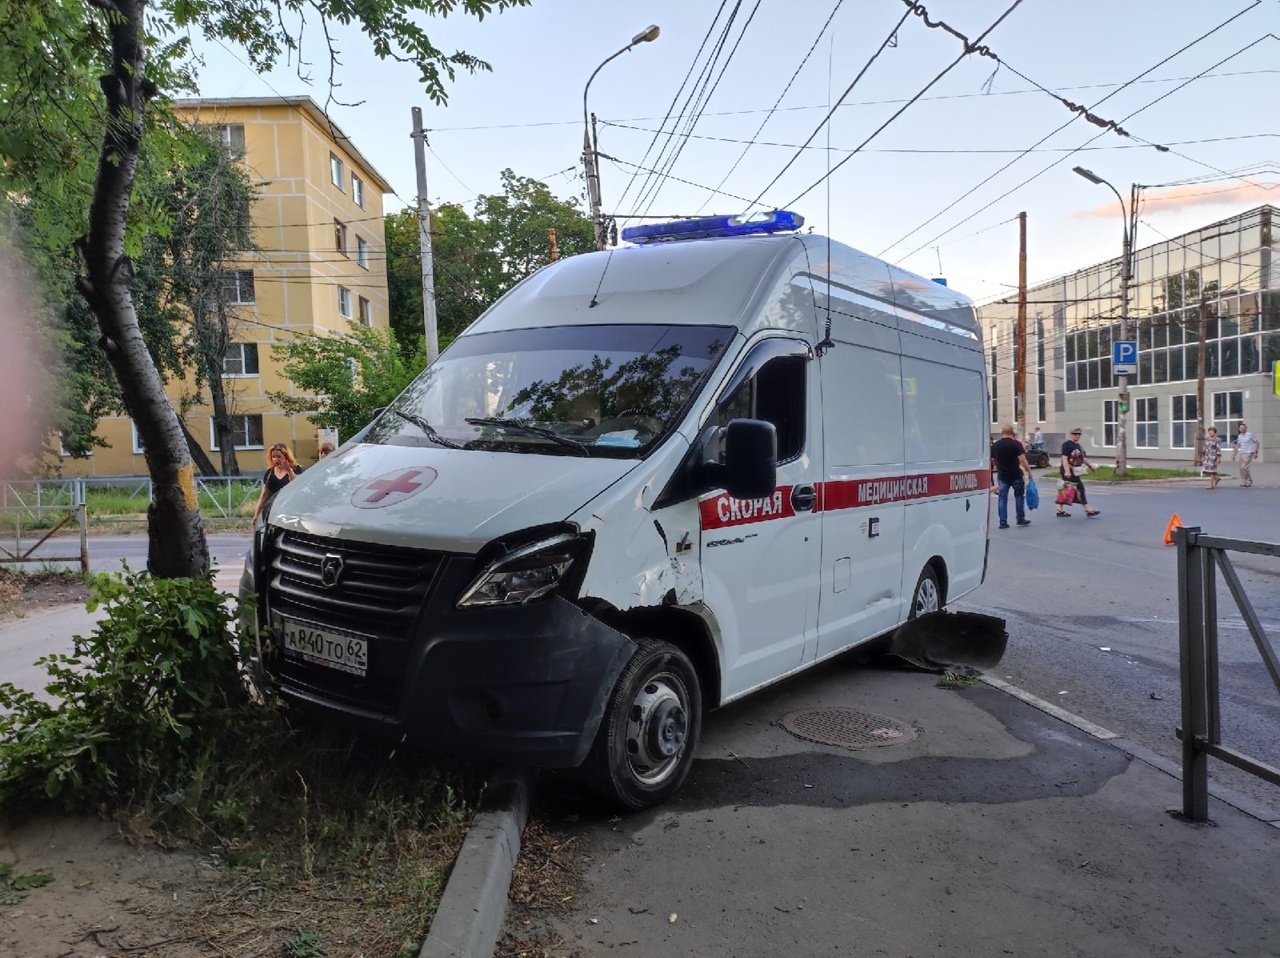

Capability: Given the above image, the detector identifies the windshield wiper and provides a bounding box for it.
[385,408,464,449]
[465,417,591,457]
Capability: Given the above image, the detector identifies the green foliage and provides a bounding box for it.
[284,932,323,957]
[269,321,425,441]
[384,171,594,356]
[0,567,248,806]
[0,863,53,905]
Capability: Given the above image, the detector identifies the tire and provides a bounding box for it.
[585,638,702,811]
[909,565,943,619]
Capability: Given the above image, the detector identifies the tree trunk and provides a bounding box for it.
[209,375,242,476]
[76,0,209,579]
[180,419,220,476]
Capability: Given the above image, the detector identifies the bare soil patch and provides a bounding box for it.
[0,570,92,623]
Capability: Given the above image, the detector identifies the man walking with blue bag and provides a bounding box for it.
[990,424,1032,529]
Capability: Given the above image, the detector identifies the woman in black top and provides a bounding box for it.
[252,442,303,526]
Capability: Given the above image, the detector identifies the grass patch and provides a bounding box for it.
[1084,466,1198,482]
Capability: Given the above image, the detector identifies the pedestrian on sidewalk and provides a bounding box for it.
[1203,427,1222,489]
[1232,423,1259,487]
[253,442,304,526]
[990,424,1032,529]
[1058,428,1100,518]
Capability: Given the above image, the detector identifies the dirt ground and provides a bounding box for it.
[0,571,93,624]
[0,814,218,958]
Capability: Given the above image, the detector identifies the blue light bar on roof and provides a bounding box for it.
[621,210,805,245]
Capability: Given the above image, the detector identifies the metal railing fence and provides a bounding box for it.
[0,503,89,571]
[1,476,260,522]
[1174,525,1280,822]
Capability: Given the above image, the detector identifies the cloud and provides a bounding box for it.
[1077,180,1279,217]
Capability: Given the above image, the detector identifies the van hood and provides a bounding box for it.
[267,443,636,553]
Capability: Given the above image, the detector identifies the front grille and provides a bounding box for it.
[266,529,448,713]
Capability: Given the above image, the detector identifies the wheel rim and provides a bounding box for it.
[624,671,690,787]
[914,576,940,617]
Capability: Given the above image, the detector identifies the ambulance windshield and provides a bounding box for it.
[365,323,735,458]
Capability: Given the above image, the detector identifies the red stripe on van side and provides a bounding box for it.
[822,468,990,511]
[699,486,797,530]
[698,469,990,531]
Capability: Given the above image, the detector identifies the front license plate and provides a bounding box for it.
[278,618,369,676]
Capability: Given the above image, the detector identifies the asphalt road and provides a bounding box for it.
[957,473,1280,816]
[2,532,251,578]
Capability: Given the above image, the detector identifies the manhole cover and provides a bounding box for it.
[779,707,917,750]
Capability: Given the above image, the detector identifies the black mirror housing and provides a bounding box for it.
[705,418,777,500]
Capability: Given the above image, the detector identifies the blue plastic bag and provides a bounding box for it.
[1025,476,1040,510]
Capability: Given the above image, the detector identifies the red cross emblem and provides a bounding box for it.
[351,467,437,508]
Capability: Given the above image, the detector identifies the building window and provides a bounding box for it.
[1064,325,1114,393]
[356,234,369,269]
[358,295,372,327]
[222,342,260,377]
[219,269,255,304]
[210,415,264,451]
[1171,395,1197,449]
[1102,400,1117,448]
[334,218,348,255]
[1135,397,1159,448]
[338,286,352,318]
[330,152,345,189]
[131,422,146,454]
[217,124,245,157]
[1212,390,1243,438]
[352,173,365,208]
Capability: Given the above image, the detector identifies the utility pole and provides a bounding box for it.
[548,227,559,262]
[582,114,605,250]
[582,25,660,251]
[1015,211,1028,439]
[411,107,440,363]
[1195,296,1208,465]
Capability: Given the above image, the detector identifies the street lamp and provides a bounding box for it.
[583,24,660,250]
[1073,165,1135,476]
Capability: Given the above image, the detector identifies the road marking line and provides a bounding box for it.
[980,674,1120,740]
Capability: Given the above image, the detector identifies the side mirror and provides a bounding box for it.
[705,418,777,500]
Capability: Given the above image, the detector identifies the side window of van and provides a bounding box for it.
[714,341,807,463]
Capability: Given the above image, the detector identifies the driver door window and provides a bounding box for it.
[714,341,807,463]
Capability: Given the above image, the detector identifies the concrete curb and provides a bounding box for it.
[418,767,536,958]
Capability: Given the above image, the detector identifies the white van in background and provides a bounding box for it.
[244,210,993,810]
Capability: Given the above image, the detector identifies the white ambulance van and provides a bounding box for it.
[244,211,992,809]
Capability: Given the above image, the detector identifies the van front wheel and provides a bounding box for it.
[909,565,942,619]
[585,638,702,811]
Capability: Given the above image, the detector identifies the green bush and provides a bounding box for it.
[0,566,249,806]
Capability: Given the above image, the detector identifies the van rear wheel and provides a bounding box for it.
[584,638,702,811]
[909,565,943,619]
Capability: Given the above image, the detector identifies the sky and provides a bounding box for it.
[191,0,1279,305]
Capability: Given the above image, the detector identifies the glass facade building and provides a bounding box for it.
[977,205,1275,461]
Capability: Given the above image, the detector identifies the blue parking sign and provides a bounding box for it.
[1113,340,1137,375]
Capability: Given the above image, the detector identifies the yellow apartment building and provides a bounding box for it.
[61,96,393,477]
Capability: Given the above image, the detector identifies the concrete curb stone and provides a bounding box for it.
[418,767,536,958]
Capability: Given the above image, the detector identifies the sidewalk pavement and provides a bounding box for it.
[493,663,1280,958]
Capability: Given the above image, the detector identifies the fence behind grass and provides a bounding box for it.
[1,476,261,528]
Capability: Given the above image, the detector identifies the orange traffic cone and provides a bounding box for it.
[1163,513,1184,546]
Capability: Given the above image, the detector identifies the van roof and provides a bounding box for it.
[465,232,978,342]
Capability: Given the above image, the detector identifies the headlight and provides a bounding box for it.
[457,533,588,608]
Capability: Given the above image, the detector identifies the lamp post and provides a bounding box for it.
[583,24,660,250]
[1073,166,1135,476]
